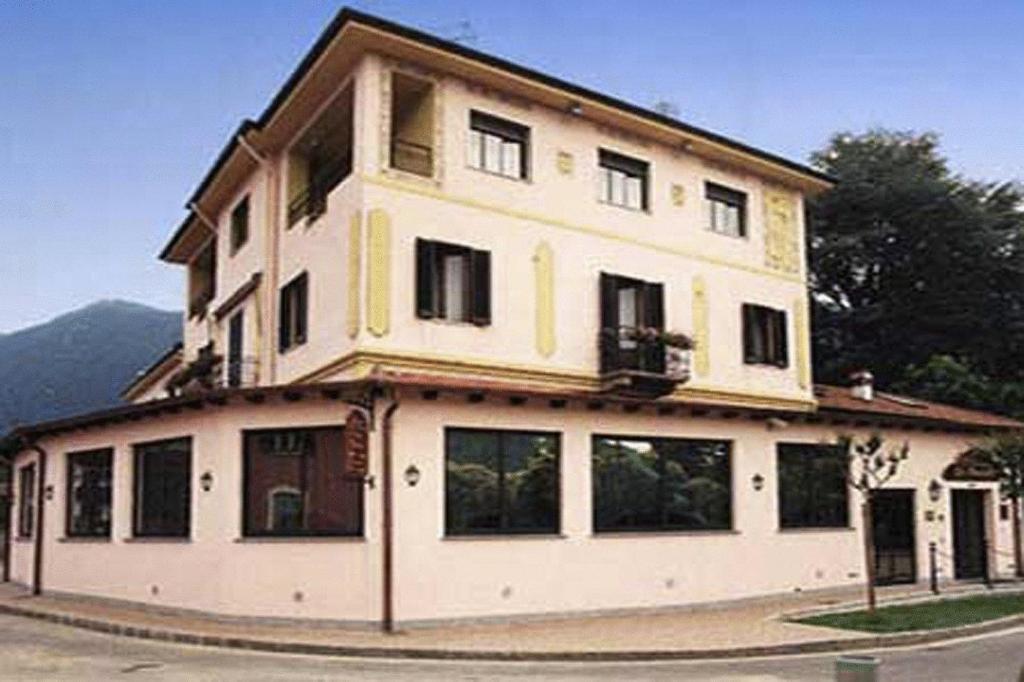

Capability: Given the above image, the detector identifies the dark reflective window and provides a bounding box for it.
[445,428,559,535]
[134,438,191,538]
[592,436,732,532]
[777,443,849,529]
[66,448,113,538]
[18,464,35,539]
[243,427,363,537]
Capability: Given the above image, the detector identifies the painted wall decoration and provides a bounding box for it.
[764,189,800,274]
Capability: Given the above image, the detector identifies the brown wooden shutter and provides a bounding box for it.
[599,273,619,374]
[470,249,491,326]
[295,274,308,345]
[415,239,436,319]
[643,282,666,373]
[279,285,292,352]
[742,304,757,364]
[774,309,789,368]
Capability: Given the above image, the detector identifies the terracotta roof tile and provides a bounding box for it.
[814,384,1022,429]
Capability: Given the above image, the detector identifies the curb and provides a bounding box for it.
[1,601,1023,662]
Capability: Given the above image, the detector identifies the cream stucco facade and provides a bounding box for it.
[6,9,1020,629]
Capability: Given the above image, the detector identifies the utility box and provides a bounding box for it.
[835,655,879,681]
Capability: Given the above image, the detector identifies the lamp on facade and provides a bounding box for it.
[404,465,421,488]
[200,471,214,492]
[928,479,943,503]
[751,474,765,492]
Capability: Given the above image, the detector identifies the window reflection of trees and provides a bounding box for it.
[445,430,559,535]
[593,436,732,532]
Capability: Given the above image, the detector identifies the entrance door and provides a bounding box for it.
[873,489,917,585]
[952,490,988,580]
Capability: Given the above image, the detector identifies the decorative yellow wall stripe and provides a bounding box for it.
[346,212,362,339]
[362,173,806,285]
[794,296,811,390]
[534,241,556,358]
[692,275,710,377]
[366,209,391,337]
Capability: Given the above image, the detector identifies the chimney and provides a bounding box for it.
[849,370,874,401]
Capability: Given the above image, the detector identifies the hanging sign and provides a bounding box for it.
[344,410,369,477]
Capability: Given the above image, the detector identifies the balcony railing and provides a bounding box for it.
[390,138,433,177]
[287,154,352,227]
[223,357,259,389]
[598,327,690,398]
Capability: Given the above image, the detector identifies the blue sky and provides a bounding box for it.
[1,1,1021,333]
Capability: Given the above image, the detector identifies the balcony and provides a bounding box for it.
[391,138,433,177]
[287,153,352,227]
[598,327,691,399]
[224,357,260,389]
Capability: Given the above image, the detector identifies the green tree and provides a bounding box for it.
[808,130,1024,390]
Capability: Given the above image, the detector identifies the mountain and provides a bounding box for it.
[0,301,181,432]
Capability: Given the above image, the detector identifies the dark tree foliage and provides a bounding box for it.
[808,130,1024,392]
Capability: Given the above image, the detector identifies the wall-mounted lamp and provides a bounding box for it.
[44,484,55,501]
[404,465,421,488]
[928,479,943,503]
[751,474,765,492]
[199,471,214,493]
[567,101,583,116]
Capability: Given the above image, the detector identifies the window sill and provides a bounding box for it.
[777,526,855,534]
[234,536,365,543]
[591,529,739,538]
[418,318,488,328]
[706,228,748,240]
[466,164,530,184]
[58,536,111,543]
[14,537,33,543]
[443,533,566,542]
[123,537,191,544]
[743,362,789,370]
[598,199,649,214]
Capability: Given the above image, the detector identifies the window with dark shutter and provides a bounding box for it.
[599,273,666,374]
[414,239,491,326]
[706,182,747,238]
[230,195,250,254]
[468,111,530,180]
[742,303,788,367]
[599,149,649,210]
[279,273,309,353]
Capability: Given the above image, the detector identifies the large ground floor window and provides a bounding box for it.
[445,428,560,535]
[777,442,849,529]
[133,437,192,538]
[66,448,113,538]
[17,463,36,539]
[593,435,732,532]
[243,427,363,537]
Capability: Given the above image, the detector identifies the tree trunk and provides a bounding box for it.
[1013,495,1023,579]
[862,495,877,613]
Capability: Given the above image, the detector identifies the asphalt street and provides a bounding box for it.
[0,614,1022,681]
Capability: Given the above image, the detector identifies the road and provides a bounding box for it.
[0,614,1022,681]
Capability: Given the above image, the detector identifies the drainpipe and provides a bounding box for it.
[380,397,400,633]
[1,453,11,583]
[27,442,47,596]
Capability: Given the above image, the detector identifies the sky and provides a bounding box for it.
[1,0,1021,333]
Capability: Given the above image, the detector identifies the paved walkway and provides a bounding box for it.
[0,582,1016,659]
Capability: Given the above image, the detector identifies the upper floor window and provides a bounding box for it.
[599,149,648,211]
[242,427,363,537]
[777,443,849,529]
[415,239,491,325]
[18,463,36,539]
[445,428,560,536]
[390,72,435,177]
[592,435,732,533]
[706,182,747,237]
[66,448,113,538]
[230,196,250,254]
[188,238,216,319]
[279,273,308,353]
[133,437,191,538]
[467,111,529,180]
[742,303,788,367]
[599,273,664,374]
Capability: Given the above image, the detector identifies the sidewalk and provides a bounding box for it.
[0,582,1018,661]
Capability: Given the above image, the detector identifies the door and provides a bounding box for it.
[952,490,988,580]
[873,489,917,585]
[227,311,244,388]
